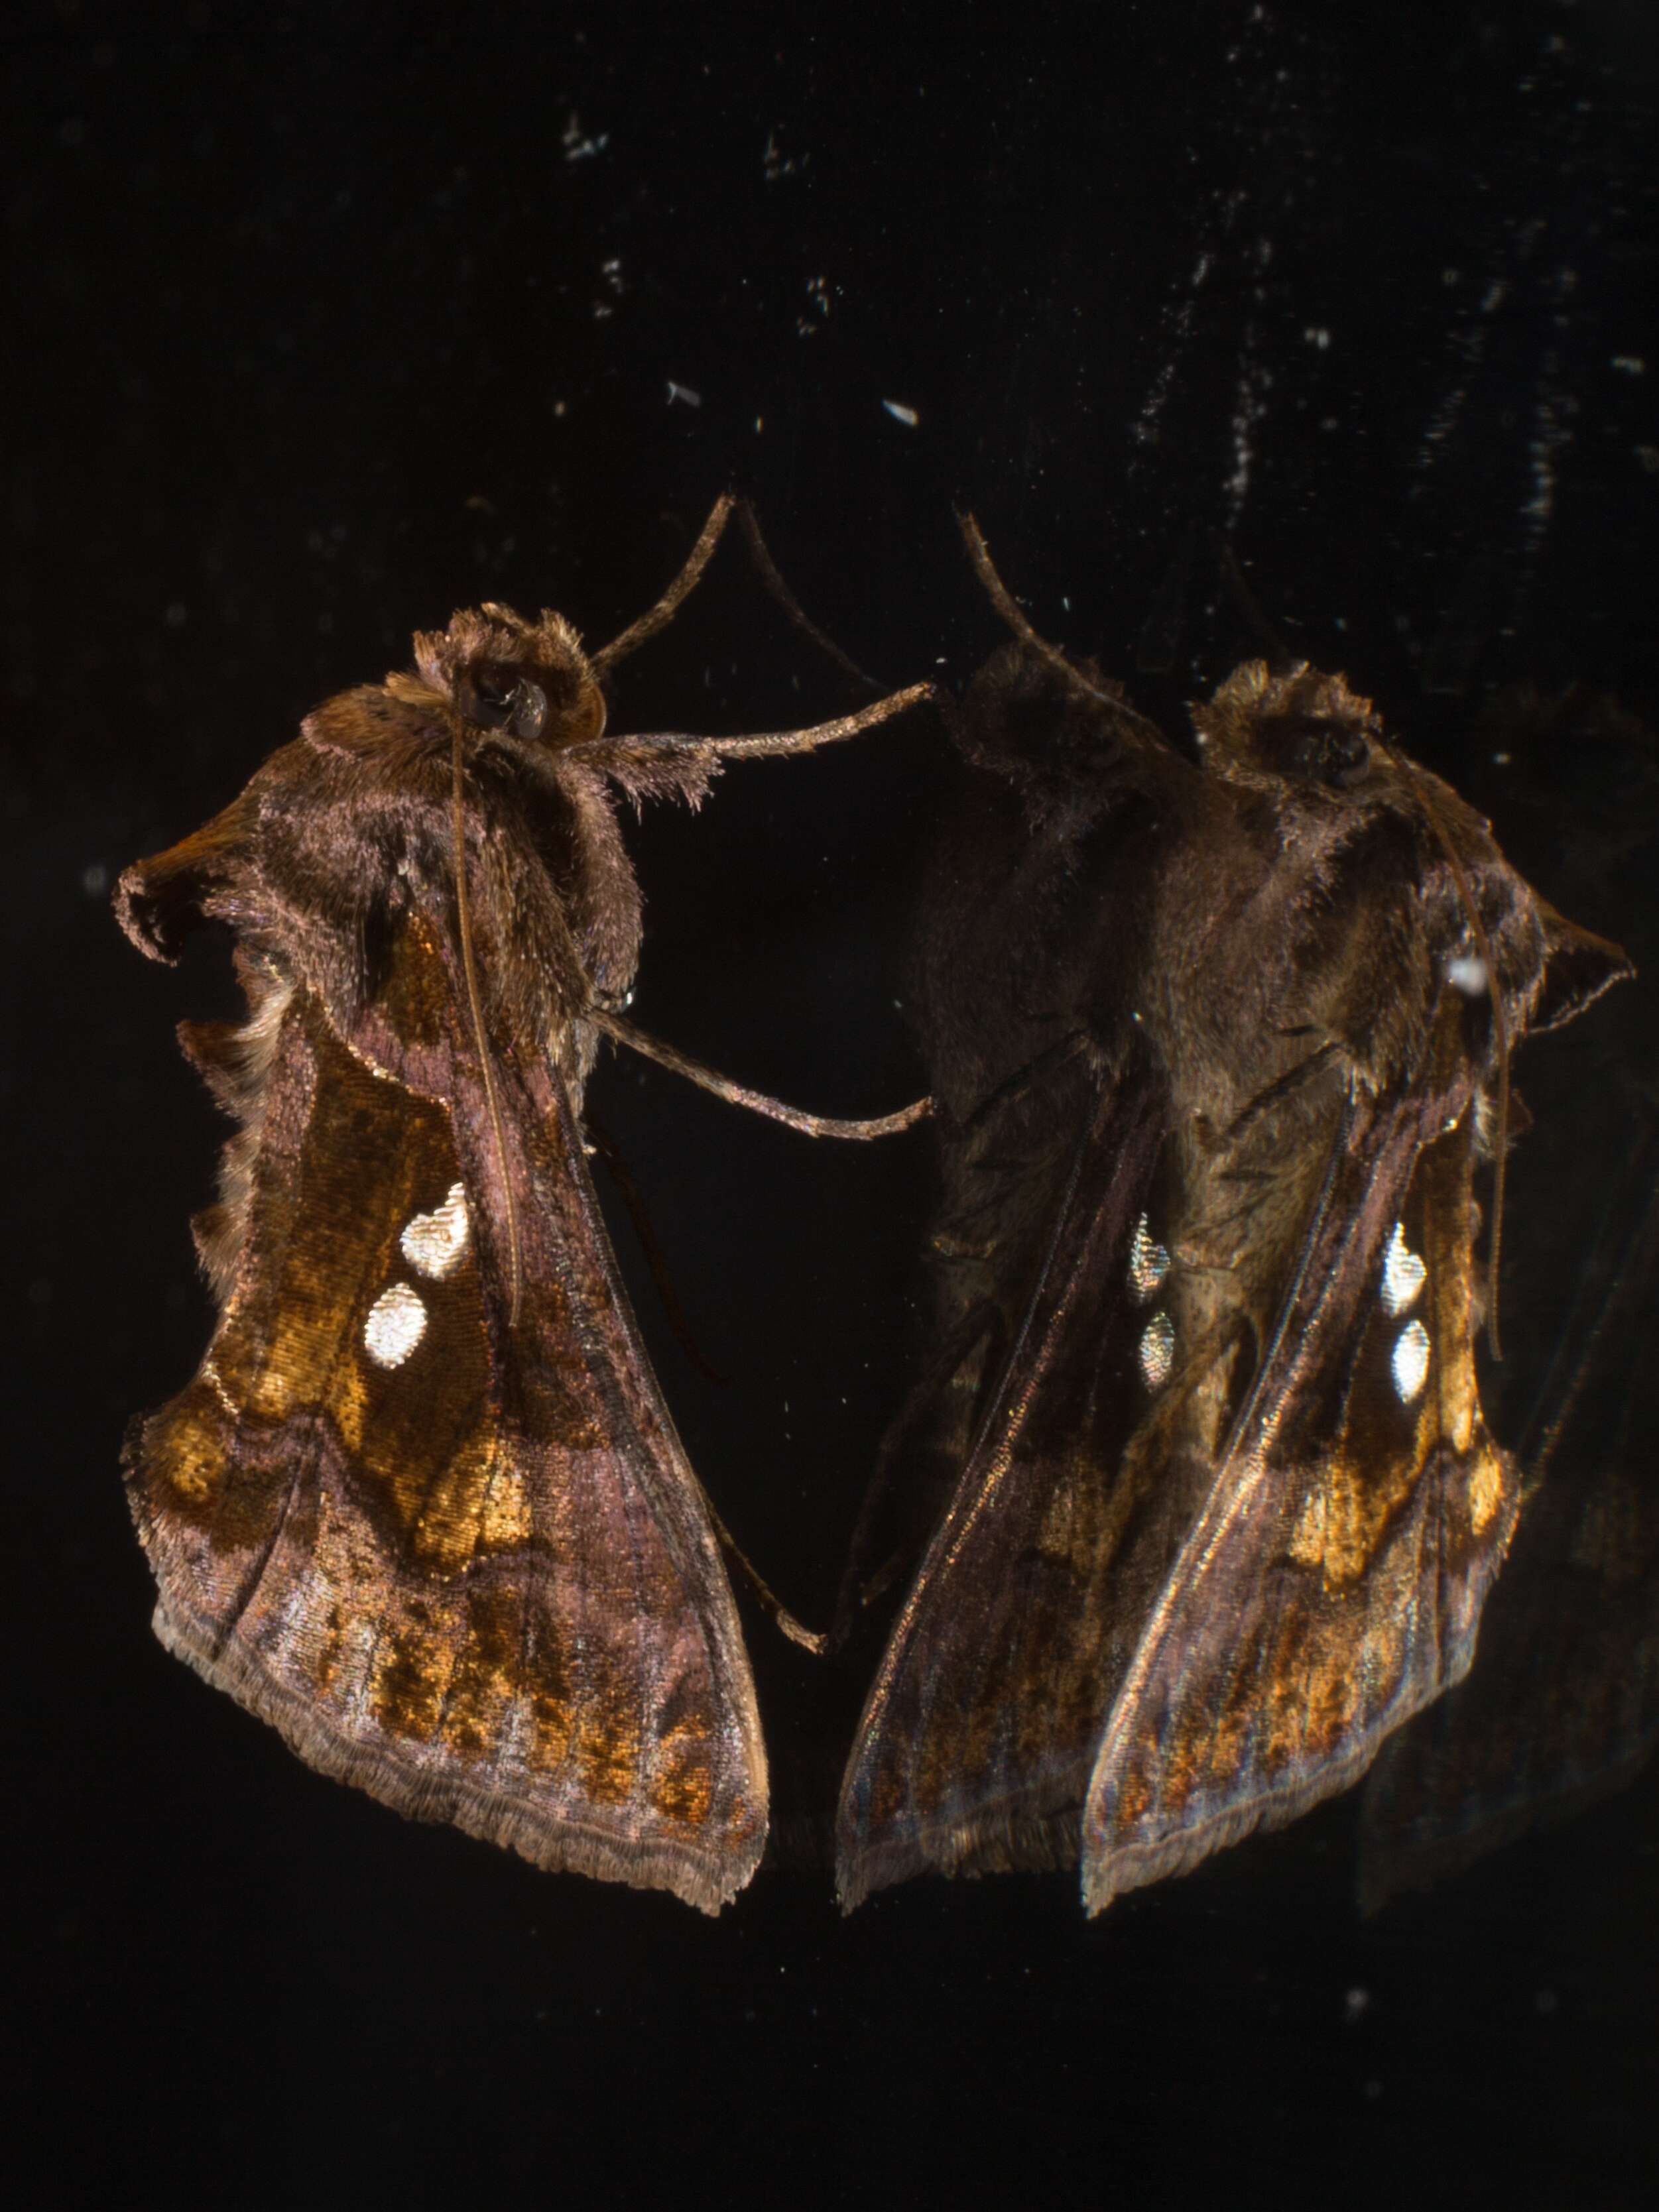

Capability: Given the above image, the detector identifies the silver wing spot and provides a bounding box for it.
[1380,1222,1427,1316]
[400,1181,470,1279]
[1138,1310,1176,1390]
[364,1282,428,1369]
[1392,1318,1430,1404]
[1128,1214,1172,1304]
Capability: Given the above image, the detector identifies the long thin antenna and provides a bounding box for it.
[591,495,737,673]
[957,512,1164,737]
[452,729,523,1326]
[735,500,885,693]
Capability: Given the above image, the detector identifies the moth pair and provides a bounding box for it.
[117,502,1629,1914]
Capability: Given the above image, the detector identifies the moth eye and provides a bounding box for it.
[400,1182,471,1280]
[1127,1214,1172,1304]
[1138,1310,1176,1390]
[1391,1318,1430,1404]
[1379,1222,1427,1317]
[461,664,549,740]
[1270,715,1374,789]
[364,1281,428,1369]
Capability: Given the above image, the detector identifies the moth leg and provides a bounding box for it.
[830,1297,1005,1650]
[591,493,739,672]
[693,1484,826,1655]
[1221,1039,1343,1143]
[953,1029,1099,1136]
[593,1008,932,1139]
[678,679,937,761]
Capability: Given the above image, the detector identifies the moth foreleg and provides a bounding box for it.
[592,1009,931,1139]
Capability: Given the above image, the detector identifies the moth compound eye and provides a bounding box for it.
[1270,715,1374,790]
[461,664,549,741]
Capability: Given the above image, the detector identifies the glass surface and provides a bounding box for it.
[11,4,1655,2202]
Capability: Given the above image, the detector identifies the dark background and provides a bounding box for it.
[9,1,1659,2203]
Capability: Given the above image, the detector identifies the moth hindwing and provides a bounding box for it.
[119,505,931,1912]
[836,642,1630,1915]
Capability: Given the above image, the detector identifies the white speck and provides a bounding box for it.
[1380,1223,1426,1317]
[1611,355,1646,376]
[666,380,702,408]
[81,861,109,897]
[1445,953,1488,997]
[365,1283,427,1368]
[1344,1987,1371,2023]
[1127,1214,1172,1304]
[401,1183,470,1280]
[754,416,764,434]
[1392,1318,1430,1405]
[1138,1312,1176,1391]
[1303,325,1330,349]
[562,113,609,162]
[1490,750,1512,765]
[1481,280,1508,314]
[882,398,919,427]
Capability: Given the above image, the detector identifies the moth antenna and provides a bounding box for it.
[735,500,887,693]
[1211,532,1296,667]
[959,512,1091,688]
[452,727,523,1327]
[591,493,737,673]
[957,513,1163,734]
[1393,752,1510,1360]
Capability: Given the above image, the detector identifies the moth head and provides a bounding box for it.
[412,603,608,749]
[1193,661,1385,793]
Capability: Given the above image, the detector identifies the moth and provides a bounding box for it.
[835,563,1630,1916]
[117,498,931,1913]
[1357,686,1659,1906]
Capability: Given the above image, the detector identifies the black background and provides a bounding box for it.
[10,1,1659,2204]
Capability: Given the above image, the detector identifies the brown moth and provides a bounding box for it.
[835,600,1630,1916]
[1356,686,1659,1906]
[117,498,931,1913]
